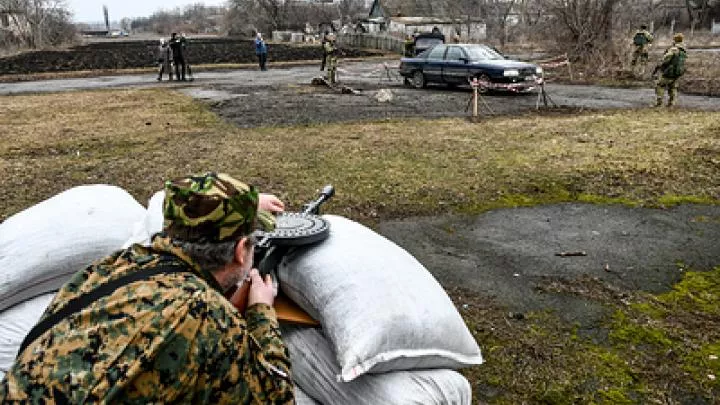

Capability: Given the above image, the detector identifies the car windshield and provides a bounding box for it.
[465,45,505,61]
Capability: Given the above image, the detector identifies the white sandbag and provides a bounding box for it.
[122,190,165,248]
[278,215,483,382]
[0,293,55,376]
[282,326,473,405]
[294,385,321,405]
[0,185,146,311]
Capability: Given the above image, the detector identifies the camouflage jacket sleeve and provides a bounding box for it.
[200,301,294,404]
[243,303,294,403]
[660,46,678,69]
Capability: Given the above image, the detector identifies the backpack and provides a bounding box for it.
[633,32,648,46]
[665,47,687,78]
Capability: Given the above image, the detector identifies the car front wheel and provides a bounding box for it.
[412,70,426,89]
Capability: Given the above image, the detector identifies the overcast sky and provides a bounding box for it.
[66,0,228,23]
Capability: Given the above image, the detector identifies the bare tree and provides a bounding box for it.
[539,0,621,62]
[336,0,366,24]
[0,0,70,47]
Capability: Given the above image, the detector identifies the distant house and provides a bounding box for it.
[365,0,486,40]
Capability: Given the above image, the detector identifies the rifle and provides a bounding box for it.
[228,185,335,325]
[651,65,660,78]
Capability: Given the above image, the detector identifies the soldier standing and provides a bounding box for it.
[169,32,187,81]
[653,33,687,107]
[320,30,330,71]
[631,24,654,67]
[0,172,294,404]
[324,33,339,84]
[180,33,194,81]
[157,38,173,81]
[403,34,415,57]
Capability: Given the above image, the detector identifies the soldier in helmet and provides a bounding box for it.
[0,173,294,404]
[653,32,687,107]
[631,24,654,67]
[324,33,339,84]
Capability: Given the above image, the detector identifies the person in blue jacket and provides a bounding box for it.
[255,33,268,71]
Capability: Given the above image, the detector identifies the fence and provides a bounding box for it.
[338,33,404,54]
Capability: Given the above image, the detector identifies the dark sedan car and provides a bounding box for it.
[399,43,544,92]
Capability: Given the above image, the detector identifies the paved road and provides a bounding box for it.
[2,61,719,113]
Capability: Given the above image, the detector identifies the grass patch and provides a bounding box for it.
[0,88,719,403]
[1,89,719,221]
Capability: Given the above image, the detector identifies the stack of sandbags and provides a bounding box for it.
[0,293,55,379]
[278,215,483,404]
[0,185,147,312]
[282,325,473,404]
[0,185,147,378]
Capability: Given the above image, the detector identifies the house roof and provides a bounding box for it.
[369,0,450,18]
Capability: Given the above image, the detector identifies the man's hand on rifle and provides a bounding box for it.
[260,193,285,213]
[247,268,277,307]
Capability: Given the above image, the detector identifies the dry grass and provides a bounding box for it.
[1,88,719,222]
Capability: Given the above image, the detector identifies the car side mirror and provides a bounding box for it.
[460,57,469,64]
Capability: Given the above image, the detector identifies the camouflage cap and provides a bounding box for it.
[163,172,275,243]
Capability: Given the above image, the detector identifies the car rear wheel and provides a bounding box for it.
[412,70,426,89]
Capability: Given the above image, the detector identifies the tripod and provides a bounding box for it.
[465,78,495,118]
[535,82,557,109]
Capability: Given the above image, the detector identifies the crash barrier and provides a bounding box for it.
[338,33,404,54]
[279,215,483,382]
[0,185,146,312]
[0,185,480,402]
[282,325,473,404]
[537,53,573,80]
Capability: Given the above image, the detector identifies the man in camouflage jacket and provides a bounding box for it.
[0,172,294,404]
[654,33,687,107]
[631,24,654,66]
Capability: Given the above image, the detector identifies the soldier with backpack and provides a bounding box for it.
[653,33,687,107]
[631,24,654,67]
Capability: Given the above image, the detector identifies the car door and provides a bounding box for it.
[423,45,447,83]
[442,46,469,85]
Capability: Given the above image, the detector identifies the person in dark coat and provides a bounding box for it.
[169,32,187,81]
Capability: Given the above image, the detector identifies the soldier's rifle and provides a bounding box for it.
[228,185,335,326]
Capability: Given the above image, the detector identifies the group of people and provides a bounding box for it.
[157,32,192,81]
[0,172,295,403]
[630,24,688,107]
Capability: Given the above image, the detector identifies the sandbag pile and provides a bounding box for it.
[0,185,147,379]
[1,188,483,403]
[0,185,147,312]
[277,215,483,404]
